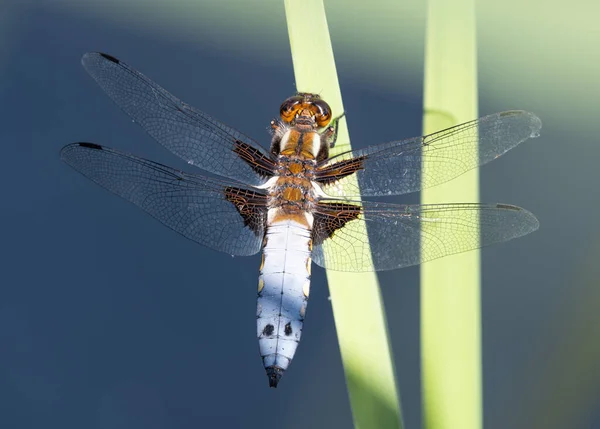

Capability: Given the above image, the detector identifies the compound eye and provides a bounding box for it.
[313,99,332,127]
[280,96,303,123]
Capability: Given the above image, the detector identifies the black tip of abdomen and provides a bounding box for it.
[266,366,284,388]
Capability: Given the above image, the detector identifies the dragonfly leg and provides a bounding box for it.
[270,118,284,155]
[322,112,345,148]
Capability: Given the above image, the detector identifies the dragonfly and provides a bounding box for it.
[61,52,541,388]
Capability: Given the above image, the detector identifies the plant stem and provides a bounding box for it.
[421,0,481,428]
[284,1,404,428]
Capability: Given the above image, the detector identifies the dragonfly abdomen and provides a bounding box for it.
[257,217,312,388]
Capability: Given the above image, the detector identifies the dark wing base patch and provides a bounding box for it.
[233,140,276,178]
[312,202,362,245]
[224,186,268,236]
[315,155,367,186]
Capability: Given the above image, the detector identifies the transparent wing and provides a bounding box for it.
[81,52,276,186]
[312,200,539,272]
[61,143,268,256]
[317,111,541,197]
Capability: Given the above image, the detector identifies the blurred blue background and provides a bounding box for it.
[1,0,598,428]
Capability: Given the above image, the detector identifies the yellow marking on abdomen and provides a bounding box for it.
[302,280,310,298]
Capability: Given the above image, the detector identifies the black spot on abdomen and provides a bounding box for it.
[263,324,274,336]
[284,322,292,336]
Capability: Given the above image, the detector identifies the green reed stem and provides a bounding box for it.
[421,1,481,428]
[284,1,404,428]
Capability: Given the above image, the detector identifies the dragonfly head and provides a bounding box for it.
[279,93,332,128]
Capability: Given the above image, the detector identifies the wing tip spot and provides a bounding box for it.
[78,142,103,150]
[495,203,520,211]
[98,52,120,64]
